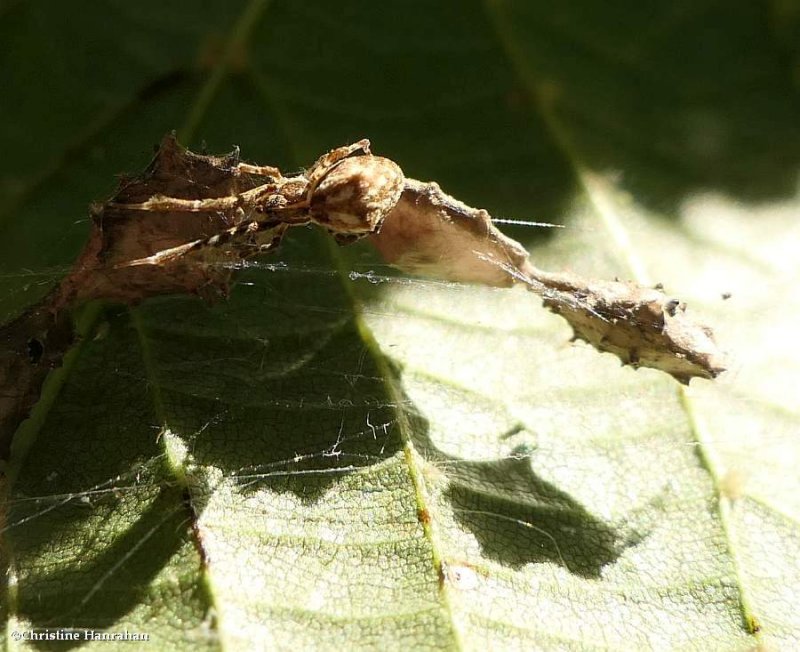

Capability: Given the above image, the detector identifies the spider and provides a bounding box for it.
[111,139,405,267]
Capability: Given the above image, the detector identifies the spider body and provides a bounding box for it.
[309,154,404,237]
[113,140,405,266]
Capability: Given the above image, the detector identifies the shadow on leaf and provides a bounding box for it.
[14,485,200,651]
[407,410,642,579]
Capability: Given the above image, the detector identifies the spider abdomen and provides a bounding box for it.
[309,155,404,237]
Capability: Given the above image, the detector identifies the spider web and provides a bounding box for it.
[1,208,797,649]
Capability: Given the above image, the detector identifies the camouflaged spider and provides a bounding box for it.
[113,139,405,266]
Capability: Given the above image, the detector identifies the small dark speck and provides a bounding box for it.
[665,299,680,316]
[654,282,664,290]
[721,292,732,300]
[27,338,44,364]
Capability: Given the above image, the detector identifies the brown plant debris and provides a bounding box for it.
[371,179,727,384]
[0,135,726,458]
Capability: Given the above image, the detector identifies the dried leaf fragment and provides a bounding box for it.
[0,306,73,460]
[525,269,727,383]
[372,178,727,383]
[371,179,530,287]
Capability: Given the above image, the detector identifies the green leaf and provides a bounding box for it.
[2,1,799,650]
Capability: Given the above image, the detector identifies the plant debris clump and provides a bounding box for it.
[0,135,726,458]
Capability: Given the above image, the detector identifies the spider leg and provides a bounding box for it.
[122,216,301,268]
[111,180,291,214]
[111,177,315,219]
[112,194,245,213]
[237,163,285,180]
[122,238,208,267]
[306,140,371,187]
[228,222,290,258]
